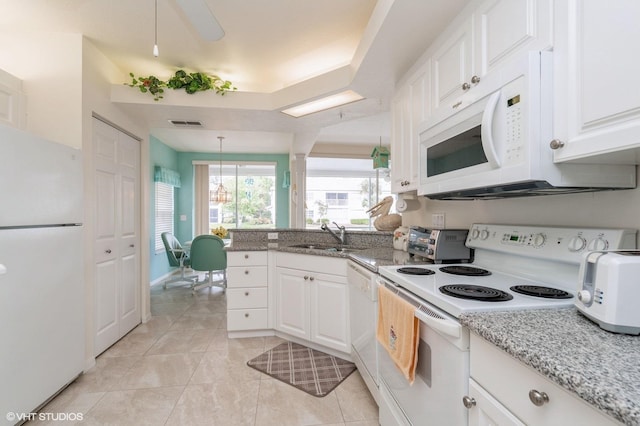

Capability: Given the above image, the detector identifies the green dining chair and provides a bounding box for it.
[161,232,197,289]
[189,234,227,294]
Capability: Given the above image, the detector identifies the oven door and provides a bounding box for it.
[377,277,470,426]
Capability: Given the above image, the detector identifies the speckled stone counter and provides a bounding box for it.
[460,308,640,425]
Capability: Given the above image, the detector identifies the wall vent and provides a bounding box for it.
[168,120,203,127]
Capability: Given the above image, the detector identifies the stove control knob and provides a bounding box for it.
[587,237,609,251]
[567,236,587,252]
[480,230,490,240]
[577,290,592,304]
[532,233,546,248]
[470,229,480,240]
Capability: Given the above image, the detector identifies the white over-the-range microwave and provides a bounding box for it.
[418,51,636,200]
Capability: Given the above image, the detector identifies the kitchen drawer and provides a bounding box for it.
[227,251,268,267]
[226,266,268,288]
[227,287,268,309]
[470,334,619,426]
[227,308,268,331]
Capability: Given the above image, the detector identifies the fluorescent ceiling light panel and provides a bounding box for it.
[281,90,365,118]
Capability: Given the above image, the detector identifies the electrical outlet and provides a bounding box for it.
[268,232,279,240]
[432,213,445,228]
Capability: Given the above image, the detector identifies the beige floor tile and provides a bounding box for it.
[169,312,226,330]
[81,387,184,426]
[254,378,345,426]
[165,380,260,425]
[117,352,204,390]
[150,301,193,317]
[146,329,217,355]
[128,315,175,337]
[189,346,264,385]
[29,390,105,425]
[335,372,378,422]
[66,355,142,393]
[99,332,159,358]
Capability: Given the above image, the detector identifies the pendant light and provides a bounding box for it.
[153,0,159,57]
[210,136,232,204]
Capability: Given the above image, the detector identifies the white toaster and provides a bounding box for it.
[576,250,640,335]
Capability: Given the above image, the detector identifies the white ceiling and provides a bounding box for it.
[0,0,470,154]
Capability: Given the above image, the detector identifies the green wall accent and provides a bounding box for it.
[148,136,290,282]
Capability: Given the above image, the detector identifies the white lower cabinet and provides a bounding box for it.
[226,251,269,332]
[468,334,621,426]
[275,253,349,353]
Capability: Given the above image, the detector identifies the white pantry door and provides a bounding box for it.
[93,117,141,355]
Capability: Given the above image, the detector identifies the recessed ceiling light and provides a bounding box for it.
[281,90,365,118]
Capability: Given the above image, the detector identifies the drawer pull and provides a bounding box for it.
[244,254,249,259]
[105,249,112,254]
[303,275,309,281]
[529,389,549,406]
[244,291,249,296]
[309,276,315,281]
[244,270,249,275]
[244,313,249,318]
[462,396,476,409]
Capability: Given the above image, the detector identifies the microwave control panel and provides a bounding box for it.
[503,76,525,165]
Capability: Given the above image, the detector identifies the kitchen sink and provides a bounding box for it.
[287,243,363,253]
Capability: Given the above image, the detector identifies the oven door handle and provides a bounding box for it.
[414,308,461,339]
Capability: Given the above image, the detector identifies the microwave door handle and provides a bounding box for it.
[481,90,502,169]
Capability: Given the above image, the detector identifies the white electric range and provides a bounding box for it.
[375,223,637,426]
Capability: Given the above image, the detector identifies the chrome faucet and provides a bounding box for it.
[321,222,346,245]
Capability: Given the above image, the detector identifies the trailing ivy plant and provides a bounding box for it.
[126,70,236,101]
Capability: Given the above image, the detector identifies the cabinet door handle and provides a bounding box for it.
[244,313,249,318]
[105,249,112,254]
[129,244,135,248]
[549,139,565,150]
[303,275,309,281]
[244,270,249,275]
[461,82,471,91]
[452,101,463,109]
[244,254,249,259]
[471,75,481,84]
[529,389,550,406]
[462,396,476,409]
[244,291,249,296]
[309,276,315,281]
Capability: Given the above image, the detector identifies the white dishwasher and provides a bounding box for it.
[347,260,379,404]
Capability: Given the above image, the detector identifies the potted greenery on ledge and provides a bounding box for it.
[126,70,236,101]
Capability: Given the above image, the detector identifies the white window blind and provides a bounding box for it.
[155,182,174,252]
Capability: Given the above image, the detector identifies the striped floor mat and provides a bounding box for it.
[247,341,356,397]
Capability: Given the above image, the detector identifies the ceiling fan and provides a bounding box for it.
[176,0,225,41]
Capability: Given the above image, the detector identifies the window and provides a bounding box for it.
[306,157,393,230]
[209,163,277,230]
[154,182,174,252]
[326,192,348,206]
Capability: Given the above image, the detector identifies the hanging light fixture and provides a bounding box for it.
[210,136,232,204]
[153,0,159,57]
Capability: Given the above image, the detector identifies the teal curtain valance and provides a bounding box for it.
[154,166,182,188]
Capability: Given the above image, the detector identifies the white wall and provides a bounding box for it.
[402,184,640,241]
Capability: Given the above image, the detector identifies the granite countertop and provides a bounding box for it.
[226,241,426,272]
[459,308,640,425]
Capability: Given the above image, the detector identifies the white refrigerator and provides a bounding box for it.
[0,124,84,424]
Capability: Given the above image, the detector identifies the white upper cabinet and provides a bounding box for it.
[0,68,25,130]
[431,17,475,120]
[391,61,430,193]
[551,0,640,163]
[428,0,552,126]
[474,0,553,77]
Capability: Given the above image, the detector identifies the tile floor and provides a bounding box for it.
[30,282,379,426]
